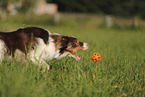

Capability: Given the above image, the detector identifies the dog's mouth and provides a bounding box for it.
[75,54,81,61]
[51,34,90,61]
[74,52,81,61]
[67,43,90,61]
[68,52,81,61]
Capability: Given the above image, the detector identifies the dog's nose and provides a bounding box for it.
[83,43,90,50]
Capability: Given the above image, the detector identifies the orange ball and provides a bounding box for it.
[92,53,101,62]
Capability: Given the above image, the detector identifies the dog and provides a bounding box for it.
[0,27,89,70]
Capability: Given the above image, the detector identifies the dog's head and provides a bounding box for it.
[50,34,89,61]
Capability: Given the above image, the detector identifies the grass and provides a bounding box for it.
[0,14,145,97]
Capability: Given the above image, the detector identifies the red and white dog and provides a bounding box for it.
[0,27,89,70]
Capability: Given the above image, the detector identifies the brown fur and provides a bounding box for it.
[0,27,89,62]
[0,27,49,56]
[50,34,86,56]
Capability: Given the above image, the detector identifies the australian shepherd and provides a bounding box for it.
[0,27,89,70]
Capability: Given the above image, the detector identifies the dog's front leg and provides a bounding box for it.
[39,58,50,71]
[31,57,49,71]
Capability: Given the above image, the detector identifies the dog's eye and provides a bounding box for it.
[62,38,65,40]
[75,40,79,45]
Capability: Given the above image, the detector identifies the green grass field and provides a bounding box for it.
[0,14,145,97]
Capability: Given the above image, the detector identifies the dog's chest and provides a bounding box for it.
[29,38,59,61]
[42,40,56,60]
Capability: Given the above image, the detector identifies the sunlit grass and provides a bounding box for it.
[0,14,144,97]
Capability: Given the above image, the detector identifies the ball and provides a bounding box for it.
[92,53,101,62]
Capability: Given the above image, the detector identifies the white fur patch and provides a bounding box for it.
[0,39,6,61]
[83,43,89,50]
[29,37,60,62]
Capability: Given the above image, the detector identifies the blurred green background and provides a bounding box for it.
[0,0,145,97]
[1,0,145,18]
[0,0,145,28]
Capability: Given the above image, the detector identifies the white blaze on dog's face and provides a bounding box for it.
[50,34,89,61]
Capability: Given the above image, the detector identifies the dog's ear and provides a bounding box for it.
[57,35,68,42]
[57,35,62,41]
[50,35,59,42]
[74,39,79,46]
